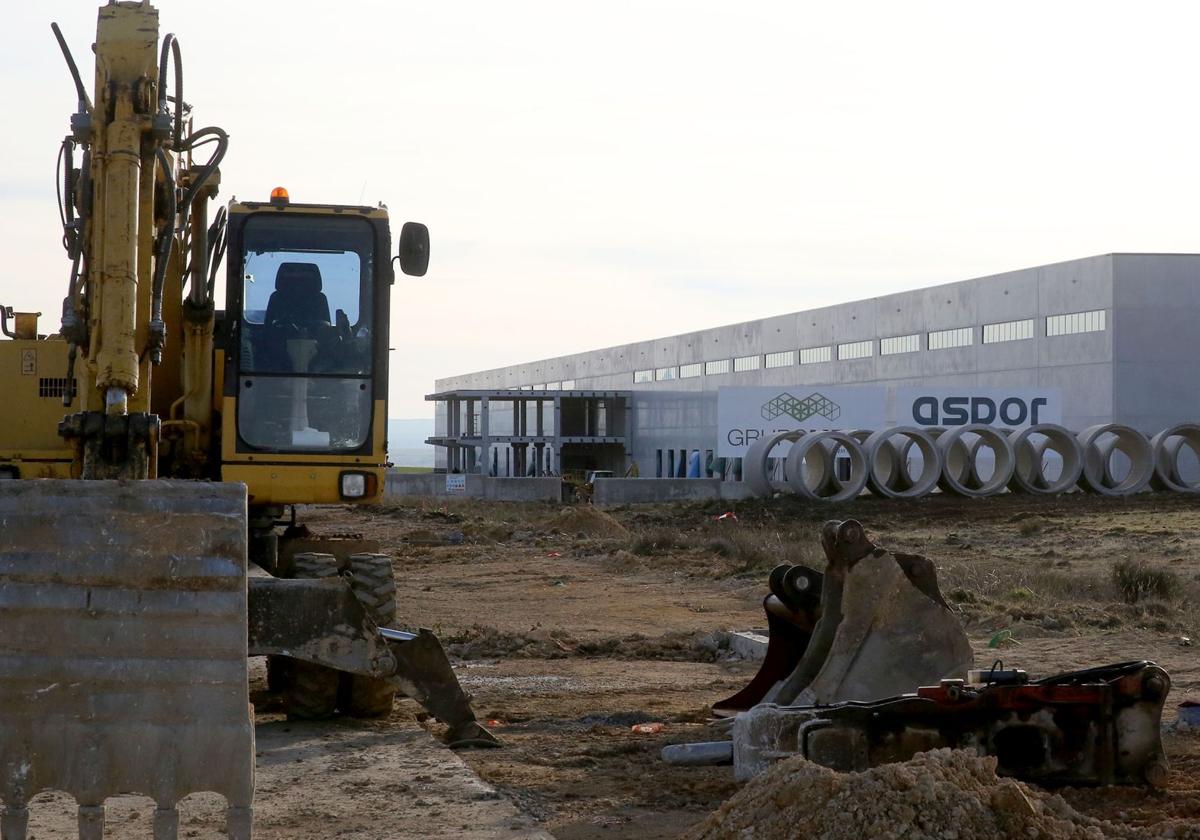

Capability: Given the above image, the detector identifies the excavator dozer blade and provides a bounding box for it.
[0,480,254,840]
[761,519,973,708]
[247,577,498,748]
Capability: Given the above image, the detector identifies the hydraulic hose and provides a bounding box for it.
[158,33,183,151]
[50,22,92,114]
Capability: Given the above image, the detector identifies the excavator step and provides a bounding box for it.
[0,480,254,840]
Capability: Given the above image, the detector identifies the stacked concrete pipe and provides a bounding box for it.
[1008,424,1084,494]
[1077,424,1154,496]
[1150,424,1200,493]
[863,427,942,499]
[737,422,1191,501]
[936,424,1016,497]
[784,431,870,502]
[743,430,805,497]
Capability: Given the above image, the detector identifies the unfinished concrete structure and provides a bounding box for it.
[427,389,631,476]
[430,254,1200,476]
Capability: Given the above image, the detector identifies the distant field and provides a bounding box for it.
[390,466,432,474]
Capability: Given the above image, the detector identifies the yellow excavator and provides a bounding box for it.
[0,4,493,838]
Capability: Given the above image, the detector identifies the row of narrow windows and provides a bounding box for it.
[504,309,1107,389]
[627,310,1105,383]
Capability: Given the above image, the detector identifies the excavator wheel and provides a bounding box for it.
[340,553,400,717]
[284,552,341,720]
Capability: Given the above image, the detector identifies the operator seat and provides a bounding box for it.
[265,262,331,325]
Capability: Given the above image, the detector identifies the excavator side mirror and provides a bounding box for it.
[398,222,430,277]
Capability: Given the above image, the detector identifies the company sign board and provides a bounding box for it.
[717,386,1061,457]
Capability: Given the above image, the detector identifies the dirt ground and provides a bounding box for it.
[19,492,1200,838]
[320,492,1200,839]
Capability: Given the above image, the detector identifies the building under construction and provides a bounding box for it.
[428,253,1200,476]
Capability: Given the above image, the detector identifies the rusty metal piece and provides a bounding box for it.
[713,564,823,717]
[764,520,972,707]
[0,480,254,838]
[732,660,1171,786]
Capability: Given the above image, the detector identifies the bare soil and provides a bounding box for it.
[20,492,1200,838]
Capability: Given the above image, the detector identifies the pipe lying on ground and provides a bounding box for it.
[863,427,942,499]
[1007,423,1083,495]
[1076,424,1154,496]
[744,430,804,497]
[785,431,869,502]
[1150,424,1200,493]
[936,424,1015,497]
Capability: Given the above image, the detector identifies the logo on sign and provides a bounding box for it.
[760,392,841,423]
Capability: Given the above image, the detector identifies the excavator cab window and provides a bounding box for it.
[234,214,376,452]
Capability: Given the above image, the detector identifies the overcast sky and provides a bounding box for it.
[3,2,1199,416]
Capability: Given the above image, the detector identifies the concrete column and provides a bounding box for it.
[554,395,562,474]
[480,397,491,475]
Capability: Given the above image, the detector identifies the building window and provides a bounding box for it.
[837,340,873,360]
[519,384,533,391]
[679,362,702,379]
[734,354,761,372]
[705,358,731,375]
[800,345,832,365]
[765,350,797,368]
[655,366,677,381]
[928,326,974,350]
[983,318,1034,344]
[533,383,546,390]
[880,334,920,355]
[633,369,653,383]
[560,379,576,390]
[545,381,560,390]
[1046,309,1106,337]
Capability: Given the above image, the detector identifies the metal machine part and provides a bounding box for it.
[728,661,1171,786]
[0,480,255,840]
[716,520,973,715]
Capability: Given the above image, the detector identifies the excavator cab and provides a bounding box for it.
[219,199,400,505]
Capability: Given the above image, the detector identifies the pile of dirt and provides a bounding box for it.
[447,625,730,662]
[546,506,629,538]
[686,749,1200,840]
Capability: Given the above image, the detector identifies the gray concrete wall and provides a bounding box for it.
[433,254,1200,472]
[385,472,562,501]
[592,478,755,505]
[1112,254,1200,434]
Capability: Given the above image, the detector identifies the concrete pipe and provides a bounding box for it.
[1076,424,1154,496]
[863,427,942,499]
[819,429,873,495]
[785,431,869,502]
[1007,424,1083,495]
[936,425,1015,497]
[743,430,805,497]
[1150,423,1200,493]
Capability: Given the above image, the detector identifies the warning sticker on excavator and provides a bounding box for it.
[19,349,35,375]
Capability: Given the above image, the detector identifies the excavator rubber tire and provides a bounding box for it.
[284,553,341,720]
[341,553,400,717]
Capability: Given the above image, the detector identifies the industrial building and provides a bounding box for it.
[427,253,1200,478]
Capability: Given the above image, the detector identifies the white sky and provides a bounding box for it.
[3,1,1199,416]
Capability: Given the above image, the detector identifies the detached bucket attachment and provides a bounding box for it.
[0,480,254,839]
[719,519,973,716]
[713,563,823,717]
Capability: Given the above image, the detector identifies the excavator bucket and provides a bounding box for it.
[718,519,973,714]
[0,480,254,840]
